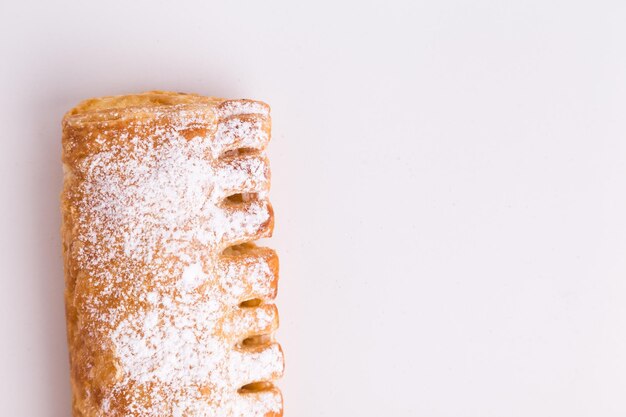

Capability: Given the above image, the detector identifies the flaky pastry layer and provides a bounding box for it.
[61,91,283,417]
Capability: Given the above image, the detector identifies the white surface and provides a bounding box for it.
[1,1,626,416]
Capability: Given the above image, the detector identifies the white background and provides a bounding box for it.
[1,1,626,416]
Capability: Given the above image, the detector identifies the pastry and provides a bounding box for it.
[61,91,283,416]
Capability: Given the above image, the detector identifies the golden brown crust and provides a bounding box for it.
[62,91,282,417]
[66,91,223,115]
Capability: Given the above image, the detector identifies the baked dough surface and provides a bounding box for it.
[61,91,283,417]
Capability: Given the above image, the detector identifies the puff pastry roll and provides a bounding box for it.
[61,91,283,417]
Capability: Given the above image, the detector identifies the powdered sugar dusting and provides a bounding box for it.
[212,117,269,159]
[65,99,282,416]
[217,100,269,118]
